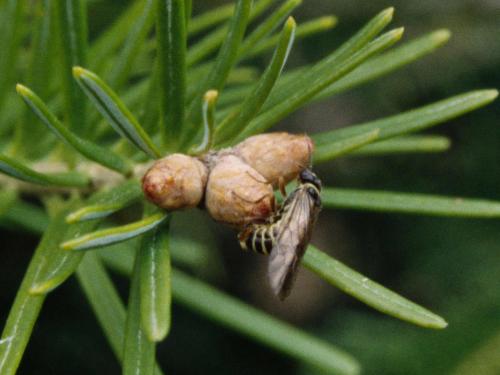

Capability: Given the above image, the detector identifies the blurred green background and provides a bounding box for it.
[1,1,499,374]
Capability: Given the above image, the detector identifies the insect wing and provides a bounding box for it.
[268,187,319,299]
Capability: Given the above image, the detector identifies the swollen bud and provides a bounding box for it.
[234,132,313,187]
[205,155,274,227]
[141,132,312,223]
[142,154,208,210]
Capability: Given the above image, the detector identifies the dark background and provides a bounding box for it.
[1,1,499,374]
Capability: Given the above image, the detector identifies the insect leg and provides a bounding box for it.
[238,226,254,251]
[278,176,287,198]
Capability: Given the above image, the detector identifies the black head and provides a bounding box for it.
[299,169,322,191]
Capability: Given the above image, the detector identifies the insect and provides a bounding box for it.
[238,168,322,300]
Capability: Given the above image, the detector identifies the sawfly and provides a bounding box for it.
[238,169,322,300]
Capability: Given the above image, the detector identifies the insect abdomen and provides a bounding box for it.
[239,225,277,255]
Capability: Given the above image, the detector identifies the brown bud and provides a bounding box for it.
[234,132,313,187]
[205,155,274,227]
[142,154,208,210]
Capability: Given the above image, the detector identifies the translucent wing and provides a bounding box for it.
[268,187,320,299]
